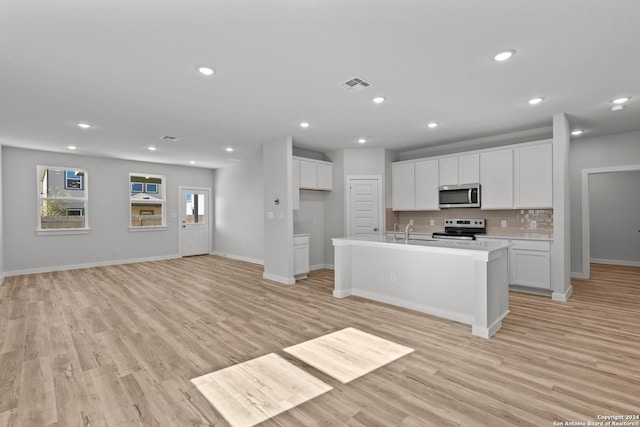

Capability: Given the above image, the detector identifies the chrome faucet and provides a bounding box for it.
[405,223,415,241]
[393,223,400,241]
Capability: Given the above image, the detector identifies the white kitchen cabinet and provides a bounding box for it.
[316,163,333,190]
[392,161,415,210]
[458,153,480,184]
[296,157,333,191]
[480,149,513,209]
[438,157,458,186]
[294,234,310,279]
[514,142,552,208]
[509,240,551,289]
[414,159,439,210]
[439,154,479,186]
[292,159,300,210]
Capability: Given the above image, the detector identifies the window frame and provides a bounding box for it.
[36,165,89,235]
[129,173,166,231]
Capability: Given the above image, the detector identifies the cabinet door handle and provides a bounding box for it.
[373,227,378,232]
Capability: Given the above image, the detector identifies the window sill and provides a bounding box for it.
[35,228,91,236]
[129,226,168,232]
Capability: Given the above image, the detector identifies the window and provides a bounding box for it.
[130,173,165,229]
[38,166,88,231]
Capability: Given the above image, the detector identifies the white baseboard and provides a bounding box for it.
[571,271,588,279]
[552,285,573,302]
[0,273,5,285]
[262,272,295,285]
[333,288,352,298]
[3,254,181,277]
[210,252,264,265]
[591,258,640,268]
[310,264,334,271]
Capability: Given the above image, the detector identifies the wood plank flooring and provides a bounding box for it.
[0,258,639,426]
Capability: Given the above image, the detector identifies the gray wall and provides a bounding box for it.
[589,171,640,264]
[213,151,264,263]
[2,146,214,274]
[324,148,387,267]
[570,129,640,274]
[294,190,327,269]
[0,147,3,279]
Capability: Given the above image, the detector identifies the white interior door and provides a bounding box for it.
[180,188,211,256]
[348,178,381,237]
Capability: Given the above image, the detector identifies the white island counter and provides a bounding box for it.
[332,235,511,338]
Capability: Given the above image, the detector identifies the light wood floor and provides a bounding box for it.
[0,258,638,426]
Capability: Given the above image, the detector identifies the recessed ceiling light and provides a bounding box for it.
[67,145,77,150]
[493,49,515,62]
[372,97,385,104]
[571,130,583,136]
[611,104,625,111]
[427,122,439,128]
[528,97,544,105]
[299,122,310,128]
[77,123,90,129]
[148,146,157,151]
[197,66,215,76]
[611,97,630,104]
[358,138,366,144]
[190,160,196,165]
[225,147,234,152]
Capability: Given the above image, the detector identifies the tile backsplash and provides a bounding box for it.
[386,208,553,235]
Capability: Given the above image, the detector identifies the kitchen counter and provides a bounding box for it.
[387,231,553,241]
[332,235,510,338]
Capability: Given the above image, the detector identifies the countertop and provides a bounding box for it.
[333,235,510,255]
[386,231,553,241]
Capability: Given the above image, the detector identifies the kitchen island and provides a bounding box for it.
[332,236,510,338]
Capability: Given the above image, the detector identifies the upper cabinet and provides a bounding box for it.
[415,159,439,210]
[392,161,415,211]
[514,141,552,208]
[439,154,479,185]
[292,158,300,210]
[480,149,514,209]
[392,139,553,212]
[296,157,333,191]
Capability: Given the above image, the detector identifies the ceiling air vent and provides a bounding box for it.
[160,135,181,142]
[338,76,372,93]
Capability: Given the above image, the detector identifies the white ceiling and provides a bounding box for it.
[1,0,639,169]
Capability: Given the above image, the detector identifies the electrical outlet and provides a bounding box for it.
[501,220,507,228]
[530,220,537,229]
[430,219,435,226]
[390,272,397,282]
[409,219,414,226]
[115,246,120,253]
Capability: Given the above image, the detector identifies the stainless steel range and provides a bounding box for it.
[432,218,486,240]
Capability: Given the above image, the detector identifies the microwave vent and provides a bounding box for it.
[338,76,372,93]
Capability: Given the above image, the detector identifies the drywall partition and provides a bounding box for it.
[294,191,327,269]
[323,148,387,267]
[570,129,640,277]
[589,170,640,266]
[213,150,264,264]
[262,137,294,284]
[0,146,4,281]
[2,146,215,274]
[551,113,572,301]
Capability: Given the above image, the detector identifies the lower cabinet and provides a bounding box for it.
[509,240,551,289]
[294,234,310,280]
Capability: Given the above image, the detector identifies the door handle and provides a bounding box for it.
[182,225,186,228]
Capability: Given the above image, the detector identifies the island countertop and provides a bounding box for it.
[333,235,510,261]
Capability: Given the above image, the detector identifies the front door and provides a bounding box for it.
[180,188,211,256]
[348,178,381,237]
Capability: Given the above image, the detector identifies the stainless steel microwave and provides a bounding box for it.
[438,184,481,208]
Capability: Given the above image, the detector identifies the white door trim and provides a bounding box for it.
[178,186,213,257]
[345,175,384,237]
[580,164,640,279]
